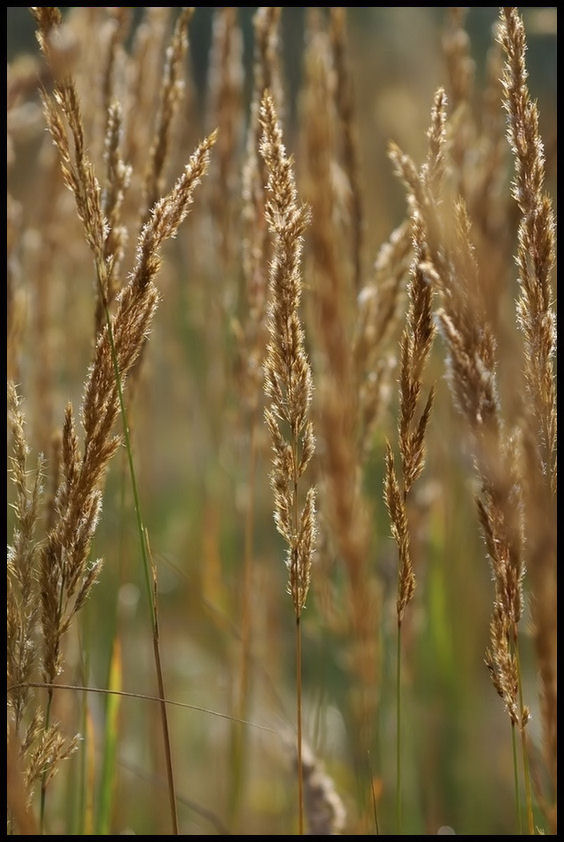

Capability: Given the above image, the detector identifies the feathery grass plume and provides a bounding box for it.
[329,7,364,295]
[301,742,347,835]
[32,6,63,49]
[144,8,193,217]
[7,384,45,731]
[391,86,534,833]
[40,83,107,273]
[301,22,380,806]
[11,26,77,452]
[499,7,557,822]
[38,124,215,828]
[7,385,80,812]
[384,215,436,624]
[499,7,556,494]
[95,11,133,332]
[260,90,315,620]
[383,210,435,836]
[38,19,130,350]
[34,4,215,809]
[96,100,132,334]
[260,90,316,834]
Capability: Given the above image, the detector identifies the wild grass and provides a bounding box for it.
[7,6,556,836]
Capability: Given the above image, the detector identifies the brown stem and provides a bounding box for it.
[152,614,179,835]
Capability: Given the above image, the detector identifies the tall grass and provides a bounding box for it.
[7,6,556,836]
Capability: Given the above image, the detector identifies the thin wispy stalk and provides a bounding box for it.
[260,90,316,835]
[499,8,557,829]
[390,84,533,835]
[9,682,279,734]
[144,7,194,216]
[383,220,436,834]
[31,9,216,832]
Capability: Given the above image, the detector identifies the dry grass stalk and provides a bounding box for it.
[7,384,45,730]
[38,122,215,825]
[384,137,437,833]
[38,30,127,339]
[144,8,194,216]
[384,214,436,625]
[7,385,80,809]
[97,100,132,334]
[31,12,216,822]
[260,89,315,833]
[260,90,316,620]
[390,84,535,828]
[392,107,523,670]
[499,7,557,817]
[499,7,557,496]
[11,26,77,450]
[40,84,106,274]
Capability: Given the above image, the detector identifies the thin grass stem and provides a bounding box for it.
[39,688,53,834]
[396,619,402,835]
[511,721,523,834]
[96,277,179,835]
[514,637,534,834]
